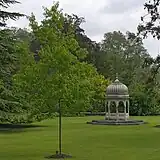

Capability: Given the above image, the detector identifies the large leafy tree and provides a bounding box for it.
[13,2,108,121]
[97,31,149,85]
[66,14,102,66]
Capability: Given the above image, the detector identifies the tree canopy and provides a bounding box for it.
[12,2,108,122]
[0,1,160,123]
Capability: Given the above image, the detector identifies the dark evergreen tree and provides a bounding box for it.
[0,0,25,123]
[0,0,24,27]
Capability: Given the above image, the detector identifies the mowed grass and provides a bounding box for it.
[0,116,160,160]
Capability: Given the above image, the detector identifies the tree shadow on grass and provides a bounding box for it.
[154,125,160,128]
[0,123,48,134]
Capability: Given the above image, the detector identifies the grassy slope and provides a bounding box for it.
[0,116,160,160]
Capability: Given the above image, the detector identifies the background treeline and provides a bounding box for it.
[1,1,160,124]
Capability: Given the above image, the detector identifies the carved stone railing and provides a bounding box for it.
[105,112,129,120]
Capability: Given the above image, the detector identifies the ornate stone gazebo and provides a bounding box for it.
[87,74,145,125]
[105,74,129,121]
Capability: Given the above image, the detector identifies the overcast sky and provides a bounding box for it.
[8,0,160,57]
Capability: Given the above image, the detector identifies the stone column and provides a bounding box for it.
[108,101,111,120]
[105,100,107,119]
[124,101,127,121]
[116,101,119,121]
[127,100,130,117]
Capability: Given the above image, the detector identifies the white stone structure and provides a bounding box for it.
[105,75,129,121]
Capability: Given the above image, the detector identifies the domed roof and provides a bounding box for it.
[106,74,129,99]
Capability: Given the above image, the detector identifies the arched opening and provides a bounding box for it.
[105,101,108,113]
[110,101,116,113]
[118,101,125,113]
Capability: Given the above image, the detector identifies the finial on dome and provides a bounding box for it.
[115,73,119,82]
[116,73,118,79]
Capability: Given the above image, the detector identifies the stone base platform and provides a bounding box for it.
[87,119,146,125]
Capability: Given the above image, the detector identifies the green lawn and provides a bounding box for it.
[0,116,160,160]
